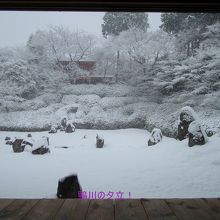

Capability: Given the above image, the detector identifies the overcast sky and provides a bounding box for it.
[0,12,161,48]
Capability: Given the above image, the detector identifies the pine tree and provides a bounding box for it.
[101,12,149,38]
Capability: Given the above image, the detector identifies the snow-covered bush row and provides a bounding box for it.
[0,96,58,112]
[60,84,135,97]
[99,97,137,110]
[1,98,219,137]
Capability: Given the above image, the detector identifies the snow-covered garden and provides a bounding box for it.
[1,128,220,199]
[1,12,220,199]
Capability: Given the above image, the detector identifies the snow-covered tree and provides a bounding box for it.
[161,13,220,58]
[102,12,149,38]
[116,29,174,75]
[26,26,96,66]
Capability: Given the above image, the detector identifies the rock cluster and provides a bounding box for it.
[49,116,76,134]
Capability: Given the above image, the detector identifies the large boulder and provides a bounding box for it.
[177,106,198,141]
[188,121,207,147]
[96,134,104,148]
[148,128,163,146]
[12,139,25,153]
[57,174,82,198]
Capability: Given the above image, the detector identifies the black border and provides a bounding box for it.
[0,1,220,12]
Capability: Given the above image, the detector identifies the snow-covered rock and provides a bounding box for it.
[188,121,208,147]
[49,125,57,134]
[148,128,163,146]
[177,106,199,141]
[32,146,50,155]
[96,134,104,148]
[12,139,25,153]
[65,122,75,133]
[31,136,50,155]
[61,116,67,129]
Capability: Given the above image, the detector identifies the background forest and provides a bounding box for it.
[0,13,220,137]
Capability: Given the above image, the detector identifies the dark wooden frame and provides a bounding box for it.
[0,0,220,12]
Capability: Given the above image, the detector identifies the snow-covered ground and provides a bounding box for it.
[0,128,220,199]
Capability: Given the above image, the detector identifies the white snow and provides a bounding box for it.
[0,129,220,199]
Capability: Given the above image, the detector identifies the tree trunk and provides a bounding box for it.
[116,50,120,82]
[186,42,190,57]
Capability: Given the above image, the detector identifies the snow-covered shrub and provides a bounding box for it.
[55,104,79,118]
[192,86,210,95]
[36,93,62,105]
[77,94,100,108]
[0,100,22,112]
[127,111,146,128]
[171,76,187,92]
[122,105,135,116]
[61,95,78,105]
[20,99,47,111]
[3,96,25,103]
[60,84,133,97]
[20,82,38,99]
[99,97,136,110]
[87,105,105,116]
[201,94,220,110]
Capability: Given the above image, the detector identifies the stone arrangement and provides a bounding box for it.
[5,135,50,155]
[49,116,76,134]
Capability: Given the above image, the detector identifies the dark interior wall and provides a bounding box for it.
[0,1,220,12]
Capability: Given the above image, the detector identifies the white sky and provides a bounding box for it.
[0,12,161,47]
